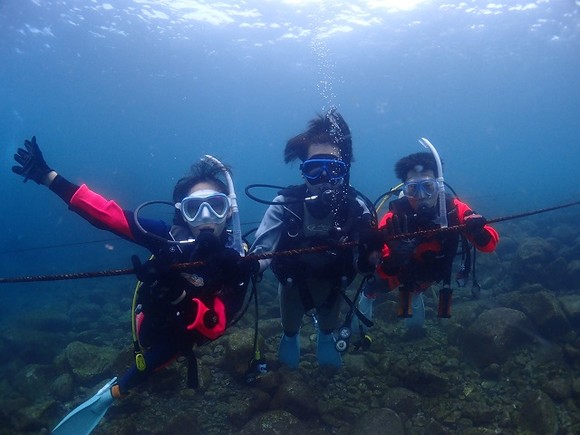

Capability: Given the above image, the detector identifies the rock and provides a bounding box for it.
[511,237,556,287]
[542,377,572,401]
[270,375,317,418]
[567,260,580,280]
[518,390,558,435]
[221,327,264,376]
[50,373,75,401]
[62,341,118,384]
[350,408,405,435]
[67,302,102,329]
[545,257,569,289]
[10,399,58,433]
[163,413,201,434]
[572,377,580,396]
[509,291,570,338]
[495,236,518,260]
[481,363,501,380]
[463,307,533,366]
[462,402,496,426]
[381,387,421,415]
[390,360,449,396]
[550,224,576,243]
[374,299,399,323]
[14,364,55,400]
[559,294,580,329]
[424,419,450,434]
[187,362,210,392]
[254,370,284,396]
[516,283,546,294]
[515,237,553,262]
[563,343,580,365]
[20,310,72,333]
[1,327,66,364]
[446,301,483,328]
[227,389,272,427]
[239,410,309,434]
[258,318,284,339]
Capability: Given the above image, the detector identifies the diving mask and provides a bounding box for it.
[403,178,437,199]
[300,157,348,185]
[177,190,230,225]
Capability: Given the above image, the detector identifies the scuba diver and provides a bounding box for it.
[356,146,499,336]
[12,137,259,434]
[249,109,374,368]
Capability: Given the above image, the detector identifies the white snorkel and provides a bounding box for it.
[203,155,245,256]
[418,138,448,228]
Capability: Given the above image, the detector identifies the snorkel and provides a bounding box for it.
[203,155,244,256]
[418,138,448,228]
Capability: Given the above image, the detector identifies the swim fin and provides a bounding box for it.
[317,332,341,367]
[405,292,425,329]
[52,377,117,435]
[278,333,300,368]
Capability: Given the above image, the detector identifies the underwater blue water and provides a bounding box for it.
[0,0,579,309]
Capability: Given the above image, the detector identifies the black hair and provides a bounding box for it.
[394,152,440,182]
[172,160,230,225]
[284,108,353,165]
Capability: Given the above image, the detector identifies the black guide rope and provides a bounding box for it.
[1,199,579,284]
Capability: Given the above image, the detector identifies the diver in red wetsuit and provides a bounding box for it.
[356,150,499,338]
[12,136,259,434]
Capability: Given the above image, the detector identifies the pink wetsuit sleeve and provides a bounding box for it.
[69,184,135,240]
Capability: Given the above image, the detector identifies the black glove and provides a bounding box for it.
[132,254,172,285]
[464,213,491,245]
[12,136,53,184]
[384,238,418,269]
[207,248,259,286]
[464,213,487,235]
[357,227,385,274]
[359,227,385,252]
[382,214,418,270]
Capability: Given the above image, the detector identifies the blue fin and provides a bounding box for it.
[317,332,342,367]
[405,292,425,329]
[278,334,300,368]
[52,377,117,435]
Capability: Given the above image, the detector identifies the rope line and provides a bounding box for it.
[1,199,578,284]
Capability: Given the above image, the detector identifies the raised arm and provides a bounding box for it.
[12,136,169,249]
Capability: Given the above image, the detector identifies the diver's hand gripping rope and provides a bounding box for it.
[2,199,579,284]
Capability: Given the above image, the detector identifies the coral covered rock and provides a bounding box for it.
[464,307,533,366]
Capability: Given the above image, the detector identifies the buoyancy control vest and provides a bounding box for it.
[136,226,231,343]
[388,194,463,287]
[271,184,364,287]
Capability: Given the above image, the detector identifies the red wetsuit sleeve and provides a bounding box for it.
[69,184,135,241]
[375,211,398,282]
[454,199,499,253]
[378,210,392,229]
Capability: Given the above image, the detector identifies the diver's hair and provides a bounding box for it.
[284,108,353,165]
[172,160,230,225]
[395,152,440,182]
